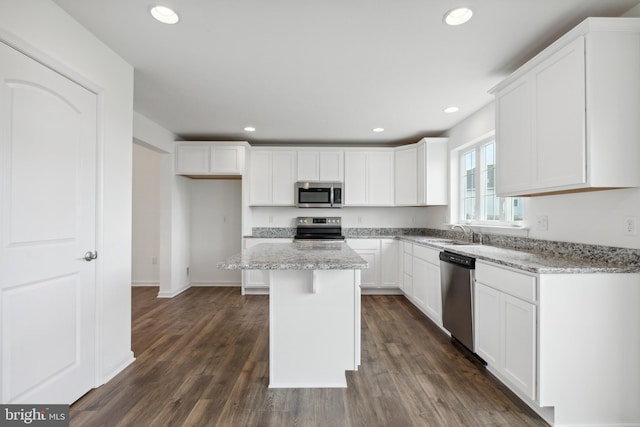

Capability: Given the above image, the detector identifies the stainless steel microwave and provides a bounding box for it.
[295,182,343,208]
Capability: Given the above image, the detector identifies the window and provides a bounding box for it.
[460,138,523,224]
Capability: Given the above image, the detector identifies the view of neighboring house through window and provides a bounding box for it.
[460,138,523,224]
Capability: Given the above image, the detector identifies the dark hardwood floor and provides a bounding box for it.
[71,287,548,426]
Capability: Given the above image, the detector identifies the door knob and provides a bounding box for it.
[82,251,98,262]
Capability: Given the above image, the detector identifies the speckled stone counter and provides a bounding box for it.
[397,236,640,274]
[218,242,368,271]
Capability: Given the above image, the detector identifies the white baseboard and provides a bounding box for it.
[157,284,191,298]
[361,288,404,295]
[100,351,135,385]
[190,281,241,287]
[131,281,159,287]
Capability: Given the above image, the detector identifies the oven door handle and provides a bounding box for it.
[330,185,334,207]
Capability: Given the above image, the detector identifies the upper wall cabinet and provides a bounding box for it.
[344,150,394,206]
[492,18,640,197]
[175,141,247,177]
[395,138,448,206]
[249,149,296,206]
[296,150,344,182]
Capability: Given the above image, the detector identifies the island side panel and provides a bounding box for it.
[269,269,360,388]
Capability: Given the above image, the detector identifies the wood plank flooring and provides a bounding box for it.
[71,287,548,426]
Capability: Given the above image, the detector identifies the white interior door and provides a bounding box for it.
[0,41,97,404]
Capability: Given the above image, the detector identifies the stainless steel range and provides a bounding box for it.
[294,217,345,241]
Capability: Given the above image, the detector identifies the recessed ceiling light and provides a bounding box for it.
[444,106,460,113]
[150,5,180,24]
[373,128,385,133]
[443,7,473,26]
[244,126,256,132]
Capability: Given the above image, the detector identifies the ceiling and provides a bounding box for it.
[53,0,640,146]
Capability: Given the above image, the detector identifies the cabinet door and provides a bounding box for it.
[356,249,379,288]
[496,78,534,196]
[412,257,428,309]
[475,282,501,366]
[368,151,394,205]
[395,147,417,205]
[272,151,295,205]
[176,145,209,174]
[249,151,273,205]
[423,261,442,325]
[534,36,586,189]
[211,146,243,174]
[319,151,344,181]
[344,151,368,205]
[380,240,399,288]
[297,151,319,181]
[423,139,448,205]
[502,293,537,400]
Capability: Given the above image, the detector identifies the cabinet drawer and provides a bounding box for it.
[476,262,537,303]
[413,244,440,265]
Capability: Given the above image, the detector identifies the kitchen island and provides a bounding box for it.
[218,241,368,388]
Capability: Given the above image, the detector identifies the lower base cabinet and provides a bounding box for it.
[346,239,399,291]
[475,280,536,400]
[402,243,442,326]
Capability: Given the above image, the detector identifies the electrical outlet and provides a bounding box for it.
[151,256,157,265]
[357,216,362,224]
[186,266,190,276]
[536,215,548,231]
[624,216,637,236]
[412,216,417,225]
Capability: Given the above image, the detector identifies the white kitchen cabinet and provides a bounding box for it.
[242,238,293,294]
[394,138,448,206]
[394,145,418,205]
[402,242,413,296]
[410,244,442,325]
[175,142,246,176]
[400,241,442,325]
[249,149,295,206]
[475,262,537,401]
[417,138,448,205]
[346,239,379,289]
[296,150,344,182]
[493,19,640,196]
[347,239,399,292]
[344,150,393,206]
[380,239,399,288]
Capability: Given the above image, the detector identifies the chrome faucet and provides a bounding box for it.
[450,224,474,243]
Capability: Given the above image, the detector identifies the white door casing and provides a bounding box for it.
[0,41,97,404]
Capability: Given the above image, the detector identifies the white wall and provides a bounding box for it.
[132,143,161,285]
[190,180,242,285]
[0,0,135,382]
[132,112,192,298]
[440,102,640,249]
[250,206,445,229]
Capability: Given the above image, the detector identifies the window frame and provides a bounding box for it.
[456,135,523,226]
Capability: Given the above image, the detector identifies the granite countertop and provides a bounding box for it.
[218,241,369,270]
[397,236,640,274]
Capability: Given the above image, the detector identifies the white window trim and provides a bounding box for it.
[450,130,524,228]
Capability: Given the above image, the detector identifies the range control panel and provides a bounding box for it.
[296,217,341,226]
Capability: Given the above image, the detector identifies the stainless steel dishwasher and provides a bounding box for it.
[439,250,476,353]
